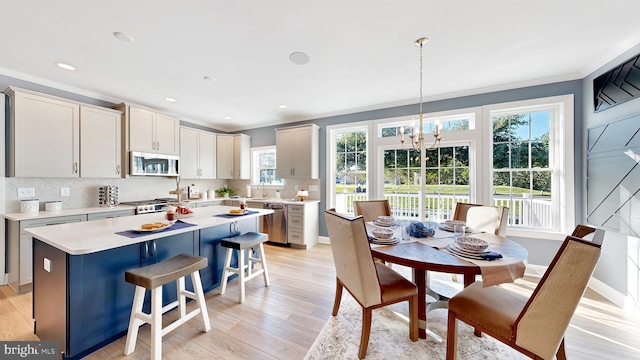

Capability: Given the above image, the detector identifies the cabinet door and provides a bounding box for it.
[155,113,180,155]
[80,106,122,178]
[233,134,251,179]
[199,132,217,179]
[275,128,294,178]
[129,106,155,152]
[292,127,313,178]
[12,91,80,177]
[180,127,200,178]
[216,135,234,179]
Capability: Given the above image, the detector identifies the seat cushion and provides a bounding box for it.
[375,262,418,303]
[448,281,527,340]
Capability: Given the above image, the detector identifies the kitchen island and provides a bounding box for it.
[26,205,273,360]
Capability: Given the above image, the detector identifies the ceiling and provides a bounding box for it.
[2,1,640,132]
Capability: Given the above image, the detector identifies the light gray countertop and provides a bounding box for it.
[3,205,137,221]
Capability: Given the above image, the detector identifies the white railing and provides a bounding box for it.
[337,192,553,229]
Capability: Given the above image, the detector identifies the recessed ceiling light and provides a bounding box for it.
[289,52,310,65]
[56,62,75,71]
[224,116,232,120]
[113,32,135,43]
[279,104,287,109]
[203,76,217,82]
[165,97,176,102]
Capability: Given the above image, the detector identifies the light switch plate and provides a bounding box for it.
[18,187,35,198]
[61,187,70,196]
[44,258,51,272]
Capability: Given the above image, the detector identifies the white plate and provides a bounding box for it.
[455,236,489,251]
[133,222,172,232]
[438,224,472,232]
[228,210,249,216]
[449,242,490,255]
[373,220,395,227]
[446,244,487,260]
[370,238,400,245]
[371,236,397,242]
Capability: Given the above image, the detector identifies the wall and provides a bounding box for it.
[582,43,640,309]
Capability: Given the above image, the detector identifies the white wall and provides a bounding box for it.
[1,94,6,284]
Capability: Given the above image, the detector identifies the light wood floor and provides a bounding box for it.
[1,243,639,359]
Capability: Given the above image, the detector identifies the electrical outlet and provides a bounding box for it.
[61,187,70,197]
[295,185,299,191]
[17,187,35,198]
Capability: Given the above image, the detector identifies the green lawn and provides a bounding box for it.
[335,184,550,196]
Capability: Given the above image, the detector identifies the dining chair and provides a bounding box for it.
[324,208,418,359]
[446,225,605,360]
[353,199,392,223]
[452,202,509,236]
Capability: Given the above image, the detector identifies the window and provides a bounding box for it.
[251,146,283,185]
[486,95,574,233]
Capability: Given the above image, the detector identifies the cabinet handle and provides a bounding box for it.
[150,240,157,257]
[117,164,121,174]
[143,242,149,259]
[156,141,160,150]
[74,162,78,174]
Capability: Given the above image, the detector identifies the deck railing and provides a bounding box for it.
[337,192,553,229]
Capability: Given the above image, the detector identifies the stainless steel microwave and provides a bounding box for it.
[130,151,180,176]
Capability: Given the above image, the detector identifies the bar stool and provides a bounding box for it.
[220,232,270,303]
[124,253,211,360]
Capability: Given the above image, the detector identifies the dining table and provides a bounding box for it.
[368,222,529,339]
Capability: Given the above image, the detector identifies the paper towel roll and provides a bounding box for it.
[246,185,252,198]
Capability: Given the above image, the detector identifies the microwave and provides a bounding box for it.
[130,151,180,176]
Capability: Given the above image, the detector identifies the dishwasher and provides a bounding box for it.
[264,203,288,245]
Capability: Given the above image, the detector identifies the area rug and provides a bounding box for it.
[304,293,528,360]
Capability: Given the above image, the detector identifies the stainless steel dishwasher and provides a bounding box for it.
[264,203,288,245]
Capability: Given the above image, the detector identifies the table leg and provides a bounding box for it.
[414,269,427,339]
[463,274,475,288]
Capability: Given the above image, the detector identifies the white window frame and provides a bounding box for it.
[250,145,283,188]
[482,95,574,239]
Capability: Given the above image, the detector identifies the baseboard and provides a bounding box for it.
[318,235,330,245]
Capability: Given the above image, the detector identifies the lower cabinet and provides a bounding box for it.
[287,202,319,249]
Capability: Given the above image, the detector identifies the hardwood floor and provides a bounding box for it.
[1,243,639,359]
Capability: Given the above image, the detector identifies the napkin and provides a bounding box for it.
[480,251,503,261]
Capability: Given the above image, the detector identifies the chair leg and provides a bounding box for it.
[258,243,270,287]
[332,279,344,316]
[190,270,212,332]
[358,307,373,360]
[556,338,567,360]
[150,287,163,360]
[408,295,418,341]
[124,286,146,355]
[446,310,458,360]
[219,248,233,295]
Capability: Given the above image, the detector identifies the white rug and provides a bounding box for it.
[304,293,529,360]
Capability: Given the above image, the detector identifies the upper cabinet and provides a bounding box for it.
[6,87,121,178]
[216,134,250,179]
[180,127,217,179]
[80,106,122,178]
[7,88,80,177]
[276,124,319,179]
[121,105,179,155]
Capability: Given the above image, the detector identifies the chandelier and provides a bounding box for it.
[399,37,442,150]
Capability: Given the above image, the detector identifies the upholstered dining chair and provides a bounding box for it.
[324,208,418,359]
[452,202,509,236]
[353,199,392,223]
[446,225,605,360]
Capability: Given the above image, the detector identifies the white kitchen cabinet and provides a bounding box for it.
[80,106,123,178]
[6,87,80,177]
[86,209,135,221]
[276,124,319,179]
[287,202,319,249]
[7,214,86,293]
[180,127,217,179]
[216,134,251,179]
[119,104,180,155]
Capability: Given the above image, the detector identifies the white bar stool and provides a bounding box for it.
[124,253,211,360]
[220,232,270,303]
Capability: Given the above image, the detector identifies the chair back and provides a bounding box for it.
[514,227,605,359]
[324,209,382,308]
[454,202,508,236]
[353,200,391,223]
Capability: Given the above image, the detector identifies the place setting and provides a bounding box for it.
[445,236,503,260]
[368,226,400,245]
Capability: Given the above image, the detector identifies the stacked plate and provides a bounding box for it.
[373,219,395,227]
[438,219,471,232]
[446,236,491,259]
[369,236,399,245]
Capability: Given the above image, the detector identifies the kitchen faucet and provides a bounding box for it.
[259,182,267,198]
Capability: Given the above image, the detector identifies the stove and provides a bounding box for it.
[120,198,178,214]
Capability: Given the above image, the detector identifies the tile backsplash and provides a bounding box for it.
[4,177,228,214]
